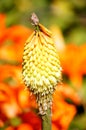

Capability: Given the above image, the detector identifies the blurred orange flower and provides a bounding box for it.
[0,14,7,44]
[0,14,32,62]
[60,43,86,87]
[0,65,22,85]
[21,111,41,130]
[57,84,81,105]
[18,86,37,109]
[52,123,59,130]
[17,123,33,130]
[52,88,77,130]
[0,83,21,118]
[0,14,6,29]
[79,44,86,75]
[5,25,32,62]
[0,64,37,111]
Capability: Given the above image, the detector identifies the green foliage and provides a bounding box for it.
[9,117,22,127]
[69,114,86,130]
[0,117,22,129]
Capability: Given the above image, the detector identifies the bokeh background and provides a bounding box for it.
[0,0,86,130]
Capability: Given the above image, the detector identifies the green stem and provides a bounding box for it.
[35,25,40,32]
[41,108,52,130]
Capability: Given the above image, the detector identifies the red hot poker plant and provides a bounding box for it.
[22,13,62,130]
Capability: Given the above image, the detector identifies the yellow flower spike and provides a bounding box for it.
[22,13,62,115]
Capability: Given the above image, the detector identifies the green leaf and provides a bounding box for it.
[9,117,22,127]
[69,114,86,130]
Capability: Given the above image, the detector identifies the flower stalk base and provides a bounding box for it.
[41,108,51,130]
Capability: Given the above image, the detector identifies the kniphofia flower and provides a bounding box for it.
[22,13,62,115]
